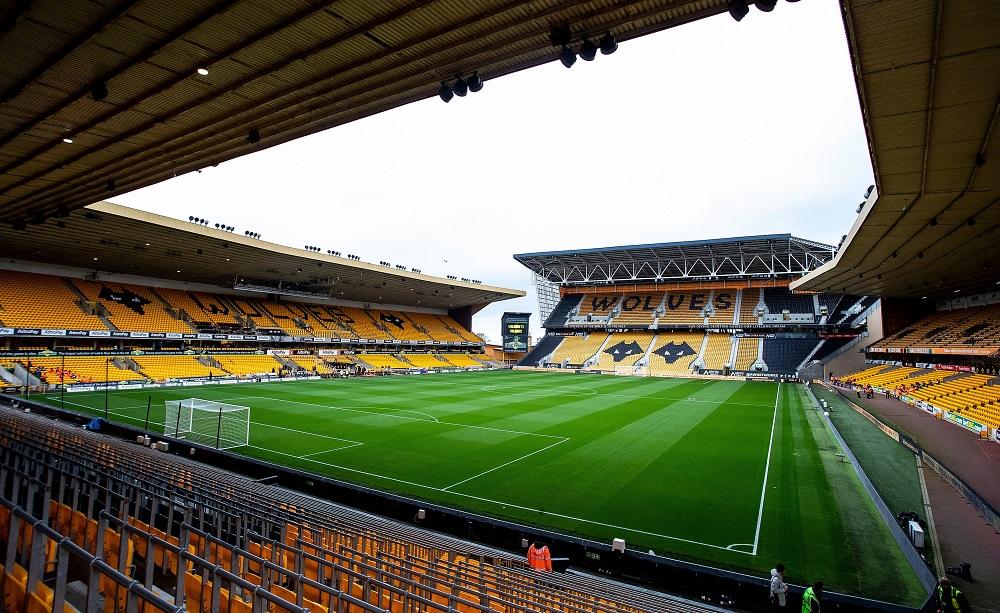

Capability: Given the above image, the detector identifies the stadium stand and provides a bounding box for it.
[518,335,564,367]
[733,337,759,371]
[576,294,619,320]
[256,299,316,335]
[549,333,608,366]
[544,294,582,327]
[72,279,194,334]
[873,304,1000,352]
[132,355,226,380]
[405,312,466,342]
[763,288,815,315]
[19,356,144,384]
[0,270,107,330]
[762,338,819,375]
[0,407,707,613]
[441,353,486,367]
[739,289,762,325]
[657,293,708,325]
[610,294,664,325]
[701,333,732,370]
[809,337,852,363]
[705,291,737,326]
[907,373,994,404]
[287,355,335,374]
[593,332,654,371]
[647,333,703,375]
[818,295,843,321]
[402,353,449,369]
[212,354,284,376]
[0,272,482,344]
[358,354,411,369]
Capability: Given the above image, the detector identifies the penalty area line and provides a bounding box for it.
[441,437,569,491]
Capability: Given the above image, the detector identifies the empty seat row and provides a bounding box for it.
[0,406,708,613]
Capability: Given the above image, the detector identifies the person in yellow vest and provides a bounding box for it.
[934,577,970,613]
[527,541,552,571]
[801,582,823,613]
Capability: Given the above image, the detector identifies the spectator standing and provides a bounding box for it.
[769,563,788,607]
[934,578,970,613]
[527,541,552,571]
[801,582,823,613]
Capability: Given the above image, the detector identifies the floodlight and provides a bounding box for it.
[559,46,576,68]
[599,32,618,55]
[438,82,453,103]
[757,0,778,11]
[453,76,468,97]
[729,0,750,21]
[468,72,483,92]
[579,39,598,61]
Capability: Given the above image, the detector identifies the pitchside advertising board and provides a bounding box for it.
[501,312,531,352]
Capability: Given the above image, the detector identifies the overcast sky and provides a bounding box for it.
[117,0,873,343]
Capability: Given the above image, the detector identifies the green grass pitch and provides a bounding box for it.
[36,370,925,605]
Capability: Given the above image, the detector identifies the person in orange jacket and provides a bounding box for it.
[527,541,552,571]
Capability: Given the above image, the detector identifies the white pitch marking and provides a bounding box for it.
[479,386,772,407]
[751,382,781,556]
[442,437,569,491]
[42,381,771,556]
[230,396,565,439]
[231,446,751,555]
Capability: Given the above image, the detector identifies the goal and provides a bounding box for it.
[163,398,250,450]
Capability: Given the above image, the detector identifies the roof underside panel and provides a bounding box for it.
[0,201,523,310]
[793,0,1000,299]
[0,0,729,223]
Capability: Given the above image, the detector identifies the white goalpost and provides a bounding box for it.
[163,398,250,450]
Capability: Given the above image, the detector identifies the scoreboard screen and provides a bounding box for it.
[501,312,531,352]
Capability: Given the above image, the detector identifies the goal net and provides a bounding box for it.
[164,398,250,450]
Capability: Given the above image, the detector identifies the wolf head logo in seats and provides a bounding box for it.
[604,341,643,362]
[99,286,150,315]
[380,313,405,329]
[653,342,696,363]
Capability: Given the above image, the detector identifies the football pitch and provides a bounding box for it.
[37,370,924,605]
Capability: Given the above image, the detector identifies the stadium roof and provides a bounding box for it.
[792,0,1000,299]
[514,234,835,285]
[0,201,523,310]
[0,0,732,225]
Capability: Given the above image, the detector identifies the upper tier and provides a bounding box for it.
[545,288,860,329]
[0,270,480,344]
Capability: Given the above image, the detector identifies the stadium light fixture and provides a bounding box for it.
[62,137,74,144]
[599,32,618,55]
[756,0,778,11]
[468,72,483,92]
[728,0,750,21]
[453,76,468,97]
[196,67,209,76]
[579,39,598,61]
[248,128,260,144]
[438,82,454,103]
[559,46,576,68]
[91,80,108,101]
